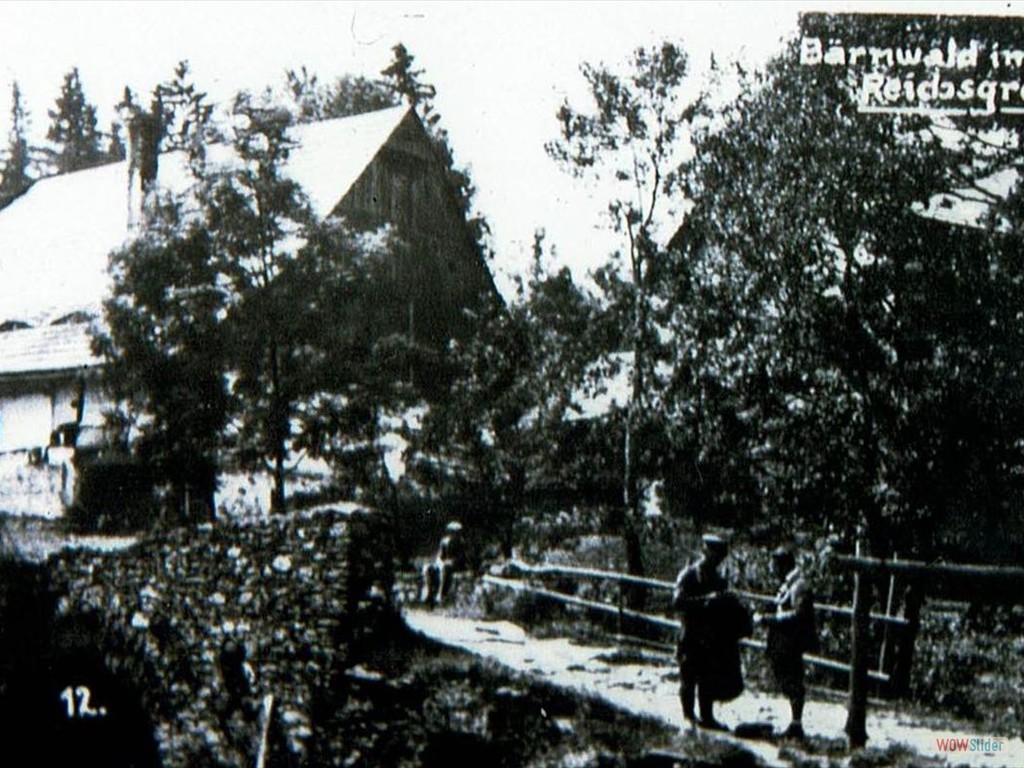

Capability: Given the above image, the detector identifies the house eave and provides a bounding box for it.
[0,364,102,388]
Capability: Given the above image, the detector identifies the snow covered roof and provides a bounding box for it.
[282,106,411,218]
[0,322,100,378]
[566,352,675,422]
[567,352,634,422]
[0,105,411,328]
[916,167,1018,230]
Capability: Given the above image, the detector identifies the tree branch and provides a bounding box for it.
[644,151,661,233]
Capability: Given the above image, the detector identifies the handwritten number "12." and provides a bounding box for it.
[60,686,107,718]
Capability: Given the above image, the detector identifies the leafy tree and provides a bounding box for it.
[410,231,610,555]
[97,199,230,523]
[47,68,104,173]
[0,81,31,204]
[547,43,695,585]
[202,94,320,514]
[96,70,225,523]
[290,224,426,502]
[672,32,1024,560]
[103,55,489,520]
[102,69,419,520]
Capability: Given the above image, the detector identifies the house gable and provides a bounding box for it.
[335,110,499,349]
[0,323,102,452]
[0,105,498,452]
[0,105,497,355]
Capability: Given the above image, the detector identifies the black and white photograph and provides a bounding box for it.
[0,2,1023,765]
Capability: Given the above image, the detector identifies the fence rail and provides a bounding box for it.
[489,560,896,685]
[505,560,908,627]
[487,552,1024,749]
[484,574,892,684]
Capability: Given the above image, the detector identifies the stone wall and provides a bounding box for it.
[45,504,385,767]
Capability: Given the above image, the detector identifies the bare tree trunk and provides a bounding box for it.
[623,241,648,608]
[269,341,287,515]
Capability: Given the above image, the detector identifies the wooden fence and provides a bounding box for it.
[483,553,1024,748]
[833,554,1024,747]
[484,560,904,685]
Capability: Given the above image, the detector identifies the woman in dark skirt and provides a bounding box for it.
[673,535,752,731]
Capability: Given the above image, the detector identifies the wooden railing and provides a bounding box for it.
[480,553,1024,749]
[833,554,1024,747]
[484,560,899,684]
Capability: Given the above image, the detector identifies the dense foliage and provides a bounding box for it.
[662,37,1024,560]
[284,66,398,123]
[97,49,491,520]
[97,200,230,521]
[44,29,1024,566]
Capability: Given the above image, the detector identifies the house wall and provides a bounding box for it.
[0,372,108,453]
[0,392,52,452]
[335,112,498,349]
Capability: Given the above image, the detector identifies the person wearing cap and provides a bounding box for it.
[420,521,464,607]
[755,546,818,740]
[672,533,749,731]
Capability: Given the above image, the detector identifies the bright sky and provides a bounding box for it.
[0,1,1020,298]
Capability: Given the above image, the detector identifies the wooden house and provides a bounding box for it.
[0,105,498,459]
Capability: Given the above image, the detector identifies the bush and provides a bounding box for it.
[910,605,1024,733]
[313,633,694,768]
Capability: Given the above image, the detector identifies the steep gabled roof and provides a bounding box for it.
[0,105,410,327]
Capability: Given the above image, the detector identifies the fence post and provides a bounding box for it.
[255,693,275,768]
[877,553,897,681]
[890,583,922,698]
[845,540,871,749]
[616,579,624,638]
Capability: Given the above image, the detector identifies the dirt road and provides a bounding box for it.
[405,609,1023,768]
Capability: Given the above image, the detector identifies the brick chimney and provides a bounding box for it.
[124,99,162,233]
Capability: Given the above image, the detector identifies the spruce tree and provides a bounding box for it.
[47,68,104,173]
[0,81,31,204]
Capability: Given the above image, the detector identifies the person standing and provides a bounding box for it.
[757,546,818,740]
[420,520,463,607]
[673,534,748,731]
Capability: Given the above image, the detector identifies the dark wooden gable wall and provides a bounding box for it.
[333,110,499,352]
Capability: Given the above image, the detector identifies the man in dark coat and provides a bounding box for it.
[757,546,818,740]
[673,534,750,731]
